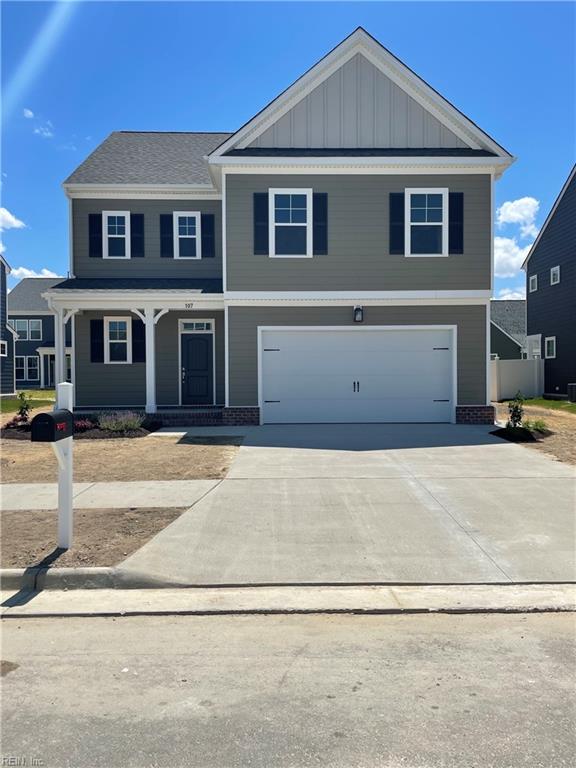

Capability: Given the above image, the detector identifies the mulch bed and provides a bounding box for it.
[491,426,553,443]
[1,426,158,441]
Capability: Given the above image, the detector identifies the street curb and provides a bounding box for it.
[0,567,187,591]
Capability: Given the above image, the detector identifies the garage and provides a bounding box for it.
[259,326,455,424]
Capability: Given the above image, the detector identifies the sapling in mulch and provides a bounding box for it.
[507,392,525,429]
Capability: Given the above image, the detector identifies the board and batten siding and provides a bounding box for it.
[226,174,491,292]
[249,54,467,150]
[72,199,223,279]
[227,305,488,407]
[75,310,225,408]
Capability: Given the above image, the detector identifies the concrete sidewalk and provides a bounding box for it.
[0,480,220,510]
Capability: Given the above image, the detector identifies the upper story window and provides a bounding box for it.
[269,189,313,258]
[10,318,42,341]
[173,212,201,259]
[29,319,42,340]
[550,266,560,285]
[104,317,132,364]
[529,274,538,293]
[404,188,448,257]
[103,211,131,259]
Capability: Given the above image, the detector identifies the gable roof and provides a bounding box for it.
[490,300,526,348]
[7,277,65,312]
[65,132,232,186]
[210,27,513,160]
[522,164,576,269]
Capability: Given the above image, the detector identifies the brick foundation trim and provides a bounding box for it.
[456,405,495,425]
[222,407,260,426]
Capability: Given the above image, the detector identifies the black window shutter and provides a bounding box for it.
[88,214,103,258]
[131,214,145,258]
[132,318,146,363]
[449,192,464,254]
[90,319,104,363]
[253,192,269,255]
[312,193,328,255]
[389,193,405,255]
[160,214,174,258]
[201,213,215,258]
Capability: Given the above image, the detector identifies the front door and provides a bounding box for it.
[181,334,214,405]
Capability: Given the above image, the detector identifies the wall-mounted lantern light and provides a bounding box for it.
[353,306,364,323]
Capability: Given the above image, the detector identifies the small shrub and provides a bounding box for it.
[98,411,145,432]
[17,392,32,423]
[74,418,97,433]
[524,418,547,433]
[507,392,525,429]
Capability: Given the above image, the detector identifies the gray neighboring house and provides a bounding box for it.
[45,27,515,424]
[523,165,576,396]
[1,256,16,396]
[490,300,526,359]
[8,278,71,389]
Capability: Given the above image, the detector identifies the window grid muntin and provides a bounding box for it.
[103,211,130,259]
[26,356,39,381]
[269,188,312,258]
[29,319,42,341]
[104,317,132,364]
[405,188,448,257]
[13,319,28,340]
[15,356,25,380]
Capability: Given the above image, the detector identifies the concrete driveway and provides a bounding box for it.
[120,424,576,585]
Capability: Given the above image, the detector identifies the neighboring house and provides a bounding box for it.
[8,278,72,389]
[523,165,576,396]
[1,256,16,396]
[490,300,526,359]
[45,27,514,424]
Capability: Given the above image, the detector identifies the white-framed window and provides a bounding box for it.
[544,336,556,359]
[173,212,201,259]
[179,320,213,332]
[15,356,25,380]
[104,317,132,364]
[550,266,560,285]
[529,274,538,292]
[0,340,7,357]
[404,188,449,257]
[103,211,131,259]
[26,356,39,381]
[269,188,313,258]
[12,319,29,339]
[28,319,42,341]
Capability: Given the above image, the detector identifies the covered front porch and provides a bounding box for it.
[45,280,226,414]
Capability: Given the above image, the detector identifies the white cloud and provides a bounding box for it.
[0,207,25,231]
[494,236,532,278]
[497,197,540,239]
[23,108,34,118]
[0,242,5,255]
[10,266,61,280]
[34,120,54,139]
[497,285,526,300]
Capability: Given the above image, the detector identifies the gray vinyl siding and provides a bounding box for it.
[74,310,225,408]
[1,263,14,394]
[490,324,522,360]
[250,54,467,150]
[226,174,491,291]
[228,305,487,406]
[72,199,223,279]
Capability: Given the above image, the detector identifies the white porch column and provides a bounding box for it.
[144,308,157,414]
[54,309,66,384]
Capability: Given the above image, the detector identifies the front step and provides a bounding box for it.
[156,409,224,426]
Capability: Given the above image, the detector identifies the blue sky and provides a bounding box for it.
[2,1,574,298]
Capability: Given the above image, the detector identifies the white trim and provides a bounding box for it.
[173,211,202,260]
[224,304,230,407]
[529,274,538,293]
[11,318,29,340]
[209,29,512,160]
[177,318,216,407]
[64,184,221,200]
[15,356,25,382]
[45,292,225,312]
[490,320,524,350]
[23,355,40,382]
[490,172,494,294]
[8,310,54,316]
[225,290,491,300]
[0,340,7,357]
[522,164,576,269]
[102,211,131,260]
[28,318,43,342]
[485,304,491,405]
[68,196,74,278]
[404,188,449,258]
[104,316,133,364]
[256,324,458,425]
[222,171,227,292]
[268,188,313,258]
[550,265,560,285]
[544,336,556,360]
[526,334,542,359]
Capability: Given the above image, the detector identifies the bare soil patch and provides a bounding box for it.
[1,435,242,483]
[495,403,576,465]
[1,507,186,568]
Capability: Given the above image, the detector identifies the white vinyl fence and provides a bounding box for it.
[491,358,544,401]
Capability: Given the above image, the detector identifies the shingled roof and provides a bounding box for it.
[64,132,233,186]
[8,277,66,312]
[490,300,526,348]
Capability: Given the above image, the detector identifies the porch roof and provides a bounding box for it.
[46,278,223,294]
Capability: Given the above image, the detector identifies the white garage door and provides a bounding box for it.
[260,327,454,424]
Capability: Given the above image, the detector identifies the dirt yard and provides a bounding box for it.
[1,507,186,568]
[1,435,242,483]
[496,402,576,465]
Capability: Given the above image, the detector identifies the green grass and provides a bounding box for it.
[0,389,56,415]
[511,397,576,416]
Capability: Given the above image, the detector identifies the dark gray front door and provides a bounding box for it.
[181,334,213,405]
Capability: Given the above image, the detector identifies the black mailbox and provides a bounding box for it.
[31,409,74,443]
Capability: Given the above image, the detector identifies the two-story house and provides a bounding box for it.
[45,28,514,424]
[1,255,16,396]
[7,277,72,389]
[523,165,575,397]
